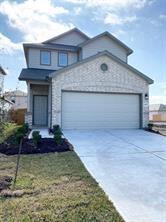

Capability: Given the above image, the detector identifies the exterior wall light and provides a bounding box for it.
[145,93,149,100]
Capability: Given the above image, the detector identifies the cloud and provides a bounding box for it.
[104,14,137,25]
[0,33,21,54]
[65,0,151,26]
[150,96,166,105]
[65,0,151,10]
[159,14,166,20]
[0,0,73,42]
[73,7,82,15]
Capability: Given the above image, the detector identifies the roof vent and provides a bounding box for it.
[100,63,108,71]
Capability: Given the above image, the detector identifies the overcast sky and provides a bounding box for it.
[0,0,166,104]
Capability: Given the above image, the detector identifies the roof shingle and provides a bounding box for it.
[19,68,55,81]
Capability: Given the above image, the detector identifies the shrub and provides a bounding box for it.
[48,127,54,134]
[10,126,25,145]
[53,125,61,134]
[148,123,153,131]
[0,122,18,144]
[53,125,63,145]
[22,123,29,134]
[54,134,62,145]
[17,123,29,135]
[32,131,41,147]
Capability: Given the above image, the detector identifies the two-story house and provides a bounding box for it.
[4,90,27,110]
[0,66,13,121]
[19,28,153,129]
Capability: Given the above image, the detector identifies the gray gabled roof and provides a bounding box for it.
[78,31,133,55]
[0,97,13,104]
[50,50,153,84]
[149,104,166,111]
[42,28,90,44]
[19,68,55,81]
[23,43,79,52]
[0,66,7,75]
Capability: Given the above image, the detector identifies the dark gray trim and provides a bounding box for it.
[50,83,52,128]
[24,43,79,52]
[0,66,7,75]
[61,90,63,128]
[140,94,143,128]
[50,50,154,84]
[0,97,13,104]
[33,95,48,126]
[58,51,68,67]
[62,89,141,95]
[78,31,133,55]
[18,68,55,81]
[42,28,90,44]
[40,50,51,66]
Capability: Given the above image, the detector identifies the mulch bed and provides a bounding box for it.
[0,138,73,155]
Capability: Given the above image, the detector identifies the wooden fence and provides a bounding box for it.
[10,109,27,125]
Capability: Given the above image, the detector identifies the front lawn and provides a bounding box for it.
[0,152,124,222]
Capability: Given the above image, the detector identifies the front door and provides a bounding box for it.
[33,95,48,126]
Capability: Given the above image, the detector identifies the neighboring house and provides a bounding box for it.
[149,104,166,122]
[4,90,27,110]
[0,66,6,97]
[0,97,13,111]
[19,28,153,129]
[0,66,8,121]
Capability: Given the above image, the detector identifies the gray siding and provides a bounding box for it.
[28,48,78,70]
[82,36,127,62]
[50,31,87,46]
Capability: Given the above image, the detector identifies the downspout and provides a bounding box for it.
[46,76,52,128]
[50,79,52,128]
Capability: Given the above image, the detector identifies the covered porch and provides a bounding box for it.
[25,82,51,128]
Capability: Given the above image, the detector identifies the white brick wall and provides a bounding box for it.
[51,54,149,128]
[25,112,32,127]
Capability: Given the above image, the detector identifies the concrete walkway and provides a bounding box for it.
[28,128,53,139]
[63,129,166,222]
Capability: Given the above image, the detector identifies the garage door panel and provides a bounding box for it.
[63,112,139,120]
[65,103,138,113]
[62,92,140,129]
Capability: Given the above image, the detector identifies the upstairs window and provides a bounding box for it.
[40,51,51,65]
[58,52,68,67]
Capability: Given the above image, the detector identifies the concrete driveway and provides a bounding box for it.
[63,129,166,222]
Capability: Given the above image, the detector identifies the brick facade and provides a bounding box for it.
[52,54,149,128]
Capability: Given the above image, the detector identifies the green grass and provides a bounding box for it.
[0,122,20,144]
[0,152,124,222]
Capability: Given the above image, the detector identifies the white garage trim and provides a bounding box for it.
[62,91,141,130]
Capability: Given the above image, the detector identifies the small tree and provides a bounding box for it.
[13,131,24,189]
[32,131,42,147]
[53,125,63,145]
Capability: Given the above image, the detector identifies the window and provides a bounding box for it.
[58,52,68,67]
[40,51,51,65]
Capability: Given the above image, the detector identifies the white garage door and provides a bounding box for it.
[62,92,140,129]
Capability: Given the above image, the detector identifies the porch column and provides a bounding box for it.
[48,84,52,128]
[25,82,32,127]
[27,82,31,112]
